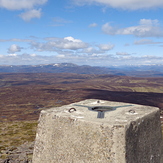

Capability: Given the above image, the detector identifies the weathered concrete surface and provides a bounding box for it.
[32,99,162,163]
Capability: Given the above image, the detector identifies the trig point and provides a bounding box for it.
[32,99,163,163]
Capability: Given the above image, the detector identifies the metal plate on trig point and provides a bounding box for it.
[74,103,133,119]
[89,106,114,118]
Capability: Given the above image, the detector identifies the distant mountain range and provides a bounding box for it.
[0,63,163,77]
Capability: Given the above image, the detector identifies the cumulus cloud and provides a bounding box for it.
[139,19,159,26]
[30,36,115,56]
[0,0,47,21]
[8,44,23,53]
[72,0,163,10]
[8,53,18,57]
[0,0,47,10]
[98,43,114,51]
[57,37,88,49]
[82,47,98,54]
[19,9,42,21]
[31,36,88,51]
[64,36,82,43]
[102,19,163,37]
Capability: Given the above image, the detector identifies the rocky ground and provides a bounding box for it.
[0,142,34,163]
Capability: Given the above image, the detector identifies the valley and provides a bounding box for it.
[1,73,163,122]
[1,72,163,161]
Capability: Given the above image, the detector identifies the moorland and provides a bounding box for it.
[1,72,163,161]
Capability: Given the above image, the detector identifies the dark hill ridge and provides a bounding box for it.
[1,63,163,77]
[0,63,111,74]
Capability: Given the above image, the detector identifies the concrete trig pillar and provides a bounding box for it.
[32,99,163,163]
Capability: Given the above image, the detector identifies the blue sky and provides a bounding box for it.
[0,0,163,66]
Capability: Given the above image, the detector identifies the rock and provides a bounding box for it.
[0,142,34,163]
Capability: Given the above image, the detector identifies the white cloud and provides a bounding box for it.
[102,19,163,37]
[30,53,37,57]
[84,47,94,53]
[64,36,82,43]
[8,53,18,57]
[98,43,114,51]
[139,19,159,26]
[134,39,162,45]
[1,53,163,66]
[57,37,88,50]
[30,36,115,56]
[0,0,47,10]
[8,44,23,53]
[57,54,65,58]
[116,52,130,56]
[72,0,163,10]
[89,23,98,27]
[31,36,88,51]
[19,9,42,21]
[82,47,99,54]
[102,23,117,35]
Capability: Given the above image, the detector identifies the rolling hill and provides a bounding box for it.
[1,63,163,77]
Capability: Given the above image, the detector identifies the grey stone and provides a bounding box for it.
[0,142,34,163]
[32,99,163,163]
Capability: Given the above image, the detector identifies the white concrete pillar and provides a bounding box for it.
[33,99,162,163]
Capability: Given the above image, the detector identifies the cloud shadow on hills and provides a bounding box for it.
[83,89,163,109]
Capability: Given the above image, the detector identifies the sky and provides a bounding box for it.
[0,0,163,66]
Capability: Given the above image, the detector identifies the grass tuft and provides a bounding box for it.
[0,121,37,153]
